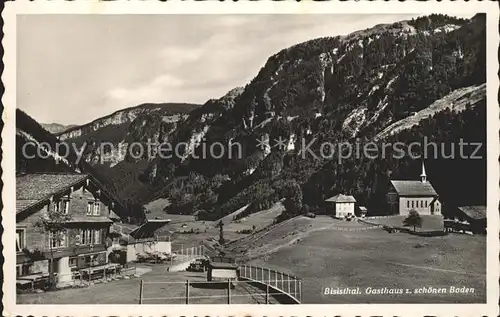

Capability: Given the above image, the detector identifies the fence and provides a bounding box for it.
[138,278,293,304]
[131,235,171,244]
[238,265,301,303]
[172,245,206,257]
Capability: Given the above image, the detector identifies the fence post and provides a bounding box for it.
[268,268,271,284]
[287,275,290,294]
[249,265,252,280]
[186,280,190,304]
[266,283,269,304]
[299,280,302,303]
[139,280,144,304]
[227,279,231,304]
[274,270,278,288]
[294,277,297,299]
[261,267,264,282]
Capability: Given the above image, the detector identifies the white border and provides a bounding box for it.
[2,1,499,316]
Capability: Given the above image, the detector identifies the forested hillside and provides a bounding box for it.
[142,14,486,221]
[55,102,201,209]
[20,14,486,223]
[16,109,139,220]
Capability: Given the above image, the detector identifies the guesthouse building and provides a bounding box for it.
[16,173,122,288]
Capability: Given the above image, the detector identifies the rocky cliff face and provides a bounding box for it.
[151,14,483,177]
[59,103,200,167]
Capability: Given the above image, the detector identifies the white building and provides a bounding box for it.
[387,162,441,216]
[325,194,356,218]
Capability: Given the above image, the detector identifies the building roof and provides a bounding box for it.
[16,199,39,214]
[16,172,122,218]
[390,180,438,197]
[325,194,356,203]
[108,209,121,220]
[16,173,89,214]
[209,262,239,269]
[129,219,171,239]
[17,173,89,201]
[457,206,486,220]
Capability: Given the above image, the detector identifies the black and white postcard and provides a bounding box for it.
[2,1,499,317]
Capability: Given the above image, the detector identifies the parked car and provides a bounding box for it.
[187,259,210,272]
[305,212,316,218]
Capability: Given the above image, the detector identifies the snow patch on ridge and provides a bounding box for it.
[374,84,486,141]
[181,125,209,161]
[342,106,368,138]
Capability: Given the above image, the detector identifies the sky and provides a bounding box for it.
[18,13,451,125]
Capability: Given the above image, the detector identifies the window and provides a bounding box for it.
[411,201,414,208]
[48,230,67,249]
[80,229,101,245]
[425,201,428,207]
[54,200,70,214]
[87,202,94,215]
[81,229,92,245]
[16,263,33,277]
[62,200,70,214]
[407,201,410,208]
[94,229,101,244]
[16,228,26,252]
[69,257,78,268]
[87,201,100,216]
[93,203,100,216]
[80,253,102,268]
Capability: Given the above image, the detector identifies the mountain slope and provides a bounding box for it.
[59,102,200,142]
[41,123,77,134]
[56,102,201,199]
[374,83,486,141]
[52,14,486,221]
[16,109,135,220]
[17,109,78,173]
[137,14,485,221]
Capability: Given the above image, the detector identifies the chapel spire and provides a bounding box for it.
[420,160,427,183]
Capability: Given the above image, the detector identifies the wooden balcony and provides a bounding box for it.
[17,244,107,264]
